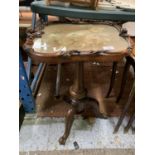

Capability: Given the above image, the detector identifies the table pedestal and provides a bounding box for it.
[59,62,107,145]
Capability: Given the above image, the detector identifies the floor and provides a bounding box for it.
[19,115,134,155]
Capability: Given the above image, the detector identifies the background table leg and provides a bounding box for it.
[116,57,130,103]
[55,64,62,98]
[105,61,118,98]
[124,113,135,133]
[114,82,135,133]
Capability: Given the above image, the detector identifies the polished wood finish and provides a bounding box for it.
[59,106,75,145]
[24,23,129,144]
[24,24,129,64]
[69,62,86,100]
[27,50,128,64]
[60,62,107,144]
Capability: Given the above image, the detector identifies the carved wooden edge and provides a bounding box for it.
[23,21,131,64]
[23,47,129,64]
[23,39,129,62]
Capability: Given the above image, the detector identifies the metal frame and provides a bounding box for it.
[26,57,32,81]
[31,1,135,21]
[19,9,47,113]
[19,49,35,113]
[19,50,47,112]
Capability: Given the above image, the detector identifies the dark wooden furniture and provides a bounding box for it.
[24,23,129,144]
[106,22,135,102]
[116,22,135,103]
[106,22,135,133]
[30,1,134,99]
[113,52,135,133]
[114,81,135,133]
[27,1,134,144]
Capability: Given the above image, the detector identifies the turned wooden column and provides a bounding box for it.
[69,62,87,100]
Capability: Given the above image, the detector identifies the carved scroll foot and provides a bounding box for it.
[82,97,108,119]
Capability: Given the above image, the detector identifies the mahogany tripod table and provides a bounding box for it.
[24,23,130,145]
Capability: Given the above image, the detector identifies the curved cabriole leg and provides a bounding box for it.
[105,62,117,98]
[59,107,75,145]
[60,62,107,145]
[82,97,108,119]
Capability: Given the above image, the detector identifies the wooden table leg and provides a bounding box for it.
[55,64,62,98]
[105,61,117,98]
[59,107,75,145]
[69,62,87,101]
[113,81,135,133]
[116,56,135,103]
[59,62,107,145]
[116,57,131,103]
[124,112,135,133]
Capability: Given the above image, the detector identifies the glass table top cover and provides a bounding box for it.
[32,24,129,55]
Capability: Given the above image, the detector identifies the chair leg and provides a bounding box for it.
[105,62,117,98]
[55,64,62,98]
[114,81,135,133]
[124,112,135,133]
[19,104,25,131]
[116,58,131,103]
